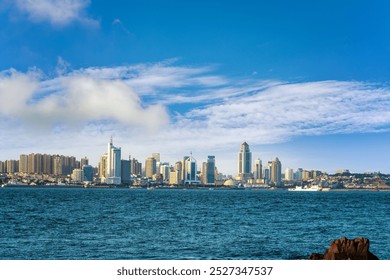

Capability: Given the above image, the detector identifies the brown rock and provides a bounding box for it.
[309,237,379,260]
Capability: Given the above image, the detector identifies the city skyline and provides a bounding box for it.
[0,139,387,178]
[1,1,390,175]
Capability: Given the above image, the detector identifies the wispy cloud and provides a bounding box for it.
[112,18,131,35]
[11,0,98,27]
[1,61,390,173]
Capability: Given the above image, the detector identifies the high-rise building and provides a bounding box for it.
[182,156,189,184]
[71,169,84,183]
[19,154,28,174]
[302,170,311,181]
[53,155,62,176]
[285,167,294,181]
[6,160,19,174]
[169,170,180,185]
[254,158,262,181]
[34,153,43,174]
[83,165,94,182]
[206,156,215,185]
[145,157,157,178]
[238,142,252,181]
[121,160,131,184]
[295,168,303,180]
[171,161,182,184]
[184,153,199,185]
[28,153,35,174]
[42,154,52,175]
[80,156,89,168]
[106,137,121,185]
[99,154,108,182]
[130,157,142,176]
[160,163,170,182]
[152,153,161,172]
[270,157,282,185]
[201,162,207,184]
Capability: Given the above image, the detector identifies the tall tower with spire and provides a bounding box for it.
[184,152,200,185]
[238,142,252,182]
[106,137,121,184]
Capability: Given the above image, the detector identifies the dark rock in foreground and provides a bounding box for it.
[309,237,379,260]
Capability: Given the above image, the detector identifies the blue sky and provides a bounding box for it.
[1,0,390,175]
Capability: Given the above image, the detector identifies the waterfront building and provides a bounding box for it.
[82,164,93,182]
[64,156,76,176]
[201,162,207,184]
[145,157,157,179]
[238,142,252,182]
[130,157,142,176]
[302,170,311,181]
[169,170,180,185]
[184,153,200,185]
[42,154,52,175]
[120,160,130,184]
[264,166,270,182]
[173,161,182,184]
[182,156,189,184]
[270,157,282,185]
[80,156,89,168]
[31,153,43,174]
[0,161,4,173]
[152,153,161,172]
[52,155,76,176]
[312,170,322,179]
[71,169,84,183]
[27,153,35,174]
[106,137,121,185]
[254,158,262,181]
[19,154,28,174]
[285,167,294,181]
[53,155,62,176]
[160,163,170,182]
[6,160,19,174]
[99,154,108,182]
[206,156,215,185]
[295,168,303,180]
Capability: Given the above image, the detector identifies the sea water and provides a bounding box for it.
[0,188,389,259]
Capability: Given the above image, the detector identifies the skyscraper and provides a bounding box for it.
[169,161,182,185]
[130,157,142,176]
[238,142,252,181]
[80,156,89,168]
[121,160,130,184]
[160,163,170,182]
[206,156,215,185]
[254,158,262,181]
[145,157,157,178]
[270,157,282,185]
[184,153,199,185]
[83,164,94,182]
[99,154,108,182]
[285,167,294,181]
[106,137,121,185]
[152,153,161,171]
[19,154,28,174]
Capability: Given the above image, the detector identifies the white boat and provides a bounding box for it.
[288,185,322,191]
[3,180,29,187]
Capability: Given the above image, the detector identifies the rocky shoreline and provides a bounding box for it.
[310,237,379,260]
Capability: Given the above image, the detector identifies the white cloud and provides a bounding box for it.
[13,0,97,27]
[0,68,169,133]
[1,62,390,175]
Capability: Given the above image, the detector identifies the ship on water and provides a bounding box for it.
[288,185,331,191]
